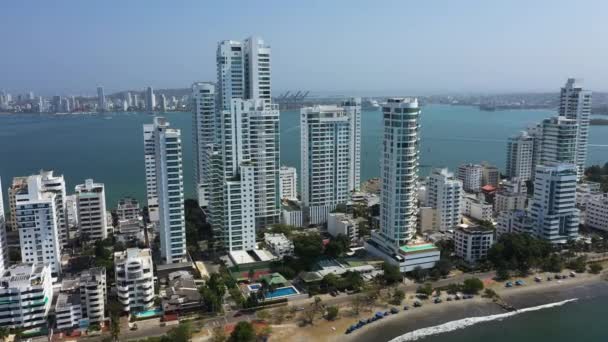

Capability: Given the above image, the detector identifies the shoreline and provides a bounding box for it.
[269,272,608,342]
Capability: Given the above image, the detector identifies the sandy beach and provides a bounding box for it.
[268,271,608,342]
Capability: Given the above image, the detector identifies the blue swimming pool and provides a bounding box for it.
[134,308,163,318]
[265,286,299,299]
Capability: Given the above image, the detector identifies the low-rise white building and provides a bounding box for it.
[114,248,155,313]
[586,194,608,231]
[494,179,527,214]
[577,182,602,209]
[281,200,303,227]
[79,267,106,325]
[454,224,495,264]
[117,197,140,221]
[55,292,82,331]
[264,233,294,258]
[496,209,535,237]
[327,212,360,244]
[462,195,493,221]
[0,263,53,329]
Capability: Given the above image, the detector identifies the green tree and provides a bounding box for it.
[462,278,484,294]
[326,306,339,321]
[212,326,228,342]
[390,289,405,305]
[229,321,256,342]
[325,234,350,258]
[542,253,564,273]
[566,256,587,273]
[434,259,453,277]
[410,266,428,283]
[416,283,433,296]
[110,314,120,341]
[589,263,603,274]
[293,233,324,268]
[166,322,192,342]
[382,262,402,284]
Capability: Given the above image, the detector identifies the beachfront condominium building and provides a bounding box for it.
[159,94,167,112]
[425,168,463,232]
[559,78,592,179]
[145,86,156,112]
[536,116,578,168]
[15,174,64,277]
[529,163,580,243]
[376,98,421,246]
[0,178,8,274]
[75,179,108,241]
[0,263,53,329]
[114,248,155,313]
[208,98,279,250]
[301,101,361,224]
[152,117,187,264]
[216,36,272,110]
[117,197,140,221]
[143,117,169,222]
[7,177,28,231]
[79,267,107,325]
[343,98,362,192]
[55,267,107,331]
[494,178,528,214]
[97,86,106,112]
[279,166,298,201]
[366,98,440,271]
[454,224,495,264]
[192,82,216,208]
[506,130,535,181]
[586,194,608,232]
[209,36,280,250]
[457,164,483,193]
[481,163,500,187]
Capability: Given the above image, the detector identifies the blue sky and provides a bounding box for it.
[1,0,607,95]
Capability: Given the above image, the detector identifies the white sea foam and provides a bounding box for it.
[388,298,578,342]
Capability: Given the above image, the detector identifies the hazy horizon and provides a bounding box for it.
[2,0,607,95]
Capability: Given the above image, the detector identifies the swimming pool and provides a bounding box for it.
[265,286,299,299]
[134,308,163,318]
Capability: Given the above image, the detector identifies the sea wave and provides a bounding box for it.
[388,298,578,342]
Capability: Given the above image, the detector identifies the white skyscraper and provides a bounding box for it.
[529,163,579,243]
[377,98,421,246]
[153,117,187,264]
[366,98,440,271]
[279,166,298,201]
[425,168,463,231]
[0,178,9,275]
[159,94,167,112]
[145,86,156,112]
[208,36,280,251]
[216,36,272,110]
[559,78,592,179]
[143,118,169,222]
[537,116,578,167]
[192,82,216,208]
[301,102,360,224]
[344,98,362,192]
[75,179,108,241]
[97,86,106,112]
[16,175,63,276]
[506,130,535,181]
[457,164,483,193]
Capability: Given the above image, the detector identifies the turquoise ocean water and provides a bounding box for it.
[1,104,607,210]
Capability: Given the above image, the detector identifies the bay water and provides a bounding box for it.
[1,104,607,209]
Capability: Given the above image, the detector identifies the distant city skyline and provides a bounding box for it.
[1,0,608,95]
